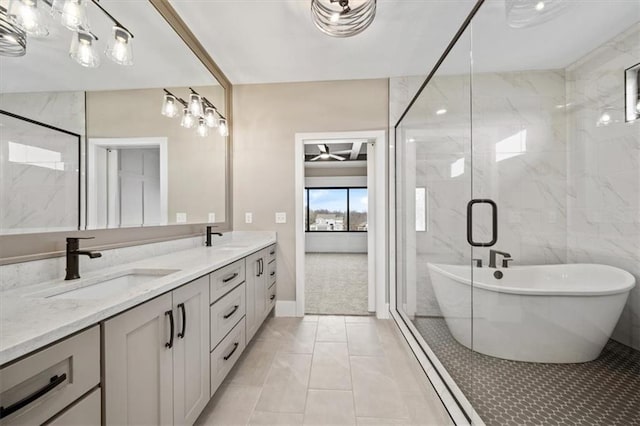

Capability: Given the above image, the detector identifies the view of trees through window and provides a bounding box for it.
[305,188,368,232]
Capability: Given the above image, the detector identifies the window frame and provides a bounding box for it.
[305,186,368,233]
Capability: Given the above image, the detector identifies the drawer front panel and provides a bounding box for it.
[210,318,246,397]
[210,283,246,351]
[210,259,246,303]
[267,261,277,287]
[0,327,100,426]
[266,245,277,264]
[267,284,277,313]
[47,388,100,425]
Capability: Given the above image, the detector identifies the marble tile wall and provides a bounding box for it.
[0,92,85,234]
[392,24,639,350]
[565,24,640,350]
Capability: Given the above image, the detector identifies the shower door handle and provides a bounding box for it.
[466,199,498,247]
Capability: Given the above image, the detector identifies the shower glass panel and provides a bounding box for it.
[395,1,639,424]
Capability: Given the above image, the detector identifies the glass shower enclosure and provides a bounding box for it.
[393,1,640,424]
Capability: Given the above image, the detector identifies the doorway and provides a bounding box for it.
[294,130,387,319]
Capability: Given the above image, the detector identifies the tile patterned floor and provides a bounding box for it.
[195,315,453,426]
[414,317,640,426]
[305,253,368,315]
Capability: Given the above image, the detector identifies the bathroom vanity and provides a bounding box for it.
[0,232,277,425]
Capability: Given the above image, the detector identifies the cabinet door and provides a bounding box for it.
[245,250,264,342]
[172,276,210,426]
[104,293,173,426]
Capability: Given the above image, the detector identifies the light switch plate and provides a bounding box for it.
[245,212,253,224]
[275,212,287,224]
[176,212,187,223]
[208,213,216,223]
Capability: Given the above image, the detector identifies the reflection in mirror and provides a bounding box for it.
[0,0,227,234]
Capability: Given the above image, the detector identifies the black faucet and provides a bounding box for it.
[489,249,511,268]
[205,226,223,247]
[65,237,102,280]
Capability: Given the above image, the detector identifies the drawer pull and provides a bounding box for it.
[270,294,276,301]
[270,250,275,255]
[222,272,238,283]
[177,303,186,339]
[0,374,67,419]
[165,310,174,348]
[223,342,239,361]
[270,271,275,277]
[223,305,240,319]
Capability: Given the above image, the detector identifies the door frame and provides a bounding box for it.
[294,130,388,318]
[87,137,168,228]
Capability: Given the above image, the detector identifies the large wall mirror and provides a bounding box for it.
[0,0,229,239]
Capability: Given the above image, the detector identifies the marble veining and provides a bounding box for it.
[0,231,276,365]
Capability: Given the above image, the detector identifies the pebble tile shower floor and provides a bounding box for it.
[413,317,640,426]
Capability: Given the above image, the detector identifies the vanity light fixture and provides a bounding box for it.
[56,0,90,31]
[105,25,133,66]
[311,0,376,38]
[0,6,27,57]
[69,30,99,68]
[7,0,49,37]
[161,88,229,138]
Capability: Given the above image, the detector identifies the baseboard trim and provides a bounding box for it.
[275,300,298,317]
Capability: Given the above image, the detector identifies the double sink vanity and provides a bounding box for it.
[0,232,277,425]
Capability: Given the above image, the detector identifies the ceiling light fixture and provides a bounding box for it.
[311,0,376,38]
[5,0,133,66]
[0,6,27,57]
[505,0,567,28]
[69,30,99,68]
[162,88,229,138]
[7,0,49,37]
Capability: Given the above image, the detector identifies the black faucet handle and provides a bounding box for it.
[472,258,483,268]
[502,258,514,268]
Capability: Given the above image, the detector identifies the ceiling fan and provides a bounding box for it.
[309,144,350,161]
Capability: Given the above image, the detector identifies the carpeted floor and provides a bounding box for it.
[413,317,640,426]
[305,253,368,315]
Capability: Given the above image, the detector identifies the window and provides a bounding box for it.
[305,187,367,232]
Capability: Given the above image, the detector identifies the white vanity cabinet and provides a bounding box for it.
[245,245,277,341]
[103,275,209,426]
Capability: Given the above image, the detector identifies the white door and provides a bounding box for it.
[172,276,210,425]
[103,293,173,425]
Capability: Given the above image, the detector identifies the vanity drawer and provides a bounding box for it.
[210,318,246,397]
[267,261,277,287]
[267,284,277,312]
[210,259,246,303]
[47,388,100,425]
[266,245,277,264]
[210,283,246,350]
[0,326,100,425]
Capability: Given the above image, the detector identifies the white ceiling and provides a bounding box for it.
[0,0,217,93]
[169,0,639,85]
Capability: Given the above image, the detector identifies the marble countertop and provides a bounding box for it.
[0,231,276,366]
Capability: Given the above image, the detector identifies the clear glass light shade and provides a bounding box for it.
[161,94,178,118]
[8,0,49,37]
[311,0,376,38]
[59,0,89,31]
[105,26,133,66]
[188,93,203,117]
[218,118,228,137]
[69,31,99,68]
[505,0,567,29]
[197,118,209,137]
[204,107,218,128]
[181,108,195,128]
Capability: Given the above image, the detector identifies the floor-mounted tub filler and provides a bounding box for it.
[428,263,636,363]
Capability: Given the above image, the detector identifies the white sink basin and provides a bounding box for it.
[29,268,180,300]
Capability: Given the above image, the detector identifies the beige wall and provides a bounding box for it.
[87,86,227,225]
[233,79,388,301]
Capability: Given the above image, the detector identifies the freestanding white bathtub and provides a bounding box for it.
[427,263,635,363]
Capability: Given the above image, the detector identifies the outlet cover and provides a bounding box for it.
[275,212,287,224]
[208,213,216,223]
[245,212,253,224]
[176,212,187,223]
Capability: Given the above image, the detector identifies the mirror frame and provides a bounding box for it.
[0,0,233,265]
